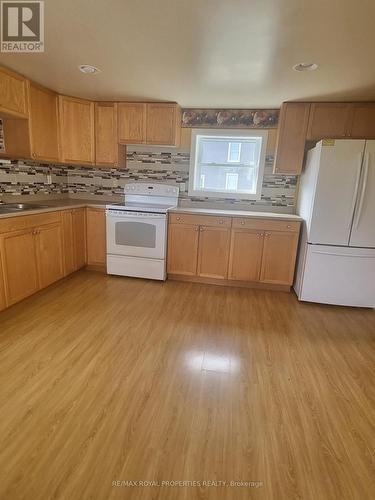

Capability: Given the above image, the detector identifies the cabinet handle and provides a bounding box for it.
[176,217,181,221]
[219,220,224,224]
[286,225,291,229]
[200,228,204,232]
[240,221,245,225]
[265,233,271,237]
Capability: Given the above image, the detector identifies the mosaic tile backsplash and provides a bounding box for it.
[0,146,298,213]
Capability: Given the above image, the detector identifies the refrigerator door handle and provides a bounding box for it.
[348,152,364,229]
[354,152,370,229]
[311,249,375,258]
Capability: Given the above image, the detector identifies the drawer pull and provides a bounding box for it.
[176,217,181,221]
[240,221,245,225]
[287,224,291,229]
[219,220,224,224]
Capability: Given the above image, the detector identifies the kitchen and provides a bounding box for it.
[0,1,375,499]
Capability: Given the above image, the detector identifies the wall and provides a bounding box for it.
[0,129,298,213]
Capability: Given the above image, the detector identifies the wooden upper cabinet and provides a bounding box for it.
[260,230,299,285]
[86,208,106,267]
[274,102,310,175]
[307,103,352,140]
[35,223,64,288]
[348,104,375,139]
[228,229,264,282]
[0,66,29,118]
[146,103,180,146]
[118,103,146,144]
[167,223,199,276]
[29,83,60,162]
[197,226,230,280]
[59,96,95,165]
[95,102,118,166]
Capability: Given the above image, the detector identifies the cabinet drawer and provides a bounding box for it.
[169,213,232,227]
[232,218,300,232]
[0,211,61,234]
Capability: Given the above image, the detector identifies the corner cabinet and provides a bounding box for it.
[59,96,95,165]
[167,213,301,289]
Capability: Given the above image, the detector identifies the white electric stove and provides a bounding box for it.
[106,183,179,280]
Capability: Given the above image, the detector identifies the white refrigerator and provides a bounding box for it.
[294,139,375,307]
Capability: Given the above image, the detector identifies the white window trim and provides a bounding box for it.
[227,142,242,163]
[188,128,268,200]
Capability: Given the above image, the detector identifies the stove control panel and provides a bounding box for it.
[124,183,179,197]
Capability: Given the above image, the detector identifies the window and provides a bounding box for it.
[189,129,267,200]
[227,142,241,163]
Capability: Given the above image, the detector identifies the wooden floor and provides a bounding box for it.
[0,271,374,500]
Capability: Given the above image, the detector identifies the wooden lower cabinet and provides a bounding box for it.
[260,231,300,285]
[62,209,87,273]
[61,210,75,276]
[1,229,39,305]
[0,256,5,311]
[167,223,199,276]
[167,214,301,289]
[228,229,264,281]
[36,223,64,288]
[86,208,106,267]
[72,209,87,270]
[197,226,230,279]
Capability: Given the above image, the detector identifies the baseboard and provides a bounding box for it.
[85,264,107,273]
[167,274,290,292]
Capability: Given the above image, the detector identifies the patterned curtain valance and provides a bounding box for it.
[182,109,279,129]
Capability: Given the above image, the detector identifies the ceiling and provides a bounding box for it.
[1,0,375,107]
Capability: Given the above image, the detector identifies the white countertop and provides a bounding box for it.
[169,207,303,221]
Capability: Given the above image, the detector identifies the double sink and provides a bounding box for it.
[0,203,50,214]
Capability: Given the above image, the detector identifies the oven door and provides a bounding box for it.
[106,211,167,260]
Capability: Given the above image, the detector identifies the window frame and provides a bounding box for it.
[188,128,268,200]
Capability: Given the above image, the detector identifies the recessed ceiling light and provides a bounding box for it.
[78,64,101,74]
[293,62,318,72]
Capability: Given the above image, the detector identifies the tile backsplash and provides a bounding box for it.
[0,145,298,213]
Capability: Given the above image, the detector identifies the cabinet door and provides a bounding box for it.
[273,102,310,175]
[197,226,231,280]
[95,103,118,166]
[228,229,264,282]
[0,254,6,311]
[1,229,39,305]
[307,103,352,140]
[0,66,29,118]
[35,223,64,288]
[61,210,75,276]
[72,209,87,270]
[146,103,180,146]
[118,103,146,144]
[260,231,299,285]
[59,96,95,164]
[348,104,375,139]
[86,208,106,266]
[167,224,199,276]
[29,83,60,162]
